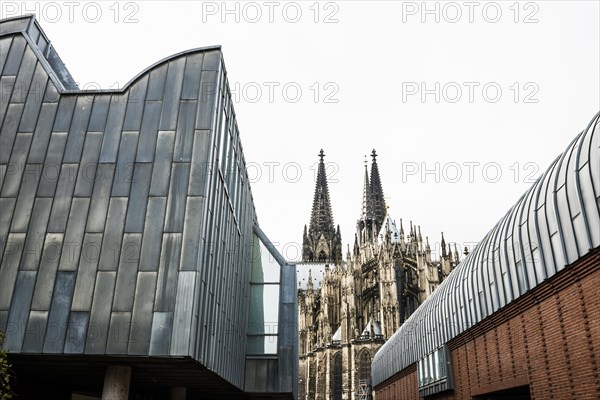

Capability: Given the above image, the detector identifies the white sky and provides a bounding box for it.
[8,0,599,262]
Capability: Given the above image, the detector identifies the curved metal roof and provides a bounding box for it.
[372,112,600,387]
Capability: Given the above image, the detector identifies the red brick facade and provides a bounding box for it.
[374,247,599,400]
[375,365,419,400]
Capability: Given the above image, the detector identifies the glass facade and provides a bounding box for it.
[417,346,449,388]
[247,234,281,355]
[245,225,298,396]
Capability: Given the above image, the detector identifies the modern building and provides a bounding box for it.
[0,15,297,400]
[298,150,459,400]
[372,112,600,400]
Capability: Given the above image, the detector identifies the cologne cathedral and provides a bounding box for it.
[298,150,461,400]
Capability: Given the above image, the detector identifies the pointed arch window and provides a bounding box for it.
[358,350,372,399]
[331,352,343,400]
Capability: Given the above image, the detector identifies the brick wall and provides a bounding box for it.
[374,247,599,400]
[448,247,599,399]
[373,364,419,400]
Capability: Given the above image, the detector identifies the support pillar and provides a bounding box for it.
[101,366,131,400]
[170,386,187,400]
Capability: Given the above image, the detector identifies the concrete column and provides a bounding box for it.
[101,366,131,400]
[170,387,187,400]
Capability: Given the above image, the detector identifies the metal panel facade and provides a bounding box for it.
[0,15,296,394]
[372,112,600,387]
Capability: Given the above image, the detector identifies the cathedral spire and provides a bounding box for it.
[441,232,447,258]
[361,156,372,222]
[302,149,342,262]
[309,149,334,235]
[370,149,387,231]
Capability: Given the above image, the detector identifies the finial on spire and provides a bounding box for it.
[319,149,325,162]
[371,149,378,160]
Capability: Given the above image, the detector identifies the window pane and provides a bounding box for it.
[248,284,280,334]
[247,335,278,354]
[251,234,281,283]
[439,348,446,378]
[332,353,343,400]
[428,353,433,383]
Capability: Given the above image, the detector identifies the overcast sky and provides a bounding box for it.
[9,0,599,262]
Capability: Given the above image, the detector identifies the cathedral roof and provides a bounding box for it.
[296,263,326,290]
[332,326,342,342]
[378,215,402,244]
[361,319,382,337]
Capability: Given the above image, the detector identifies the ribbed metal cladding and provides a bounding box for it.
[372,112,600,387]
[0,15,275,391]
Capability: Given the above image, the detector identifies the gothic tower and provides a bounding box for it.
[356,150,387,250]
[298,150,459,400]
[303,149,343,263]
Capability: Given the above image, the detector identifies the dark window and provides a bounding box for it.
[332,353,342,400]
[358,350,372,399]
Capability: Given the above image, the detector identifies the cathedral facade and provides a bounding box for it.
[298,150,461,400]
